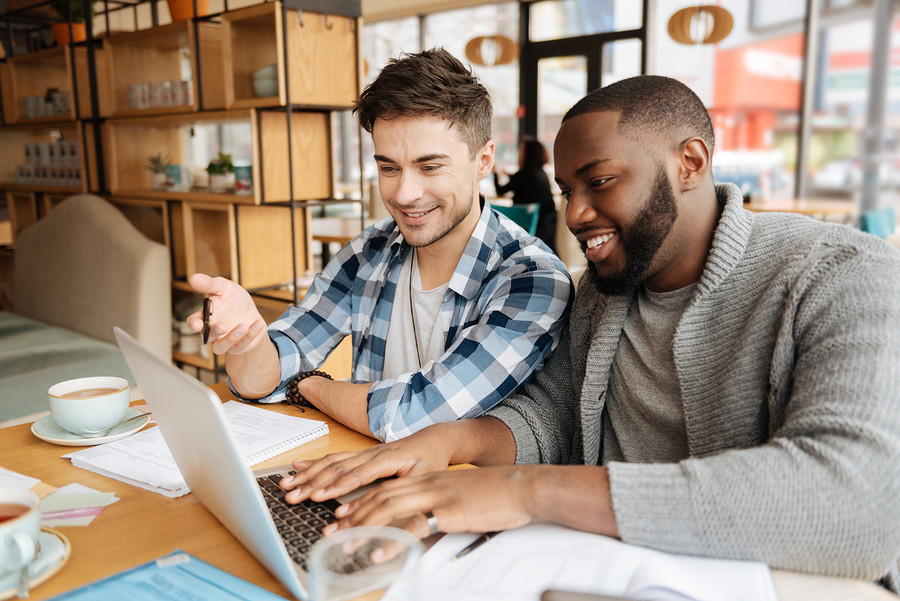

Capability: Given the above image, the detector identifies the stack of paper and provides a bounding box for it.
[64,401,327,498]
[384,522,778,601]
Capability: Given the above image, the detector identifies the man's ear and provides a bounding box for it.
[677,137,710,192]
[475,140,495,180]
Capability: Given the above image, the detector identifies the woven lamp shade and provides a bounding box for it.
[465,35,519,66]
[667,5,734,45]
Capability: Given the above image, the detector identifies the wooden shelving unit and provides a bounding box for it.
[222,2,358,110]
[102,20,225,117]
[104,108,331,203]
[1,45,106,123]
[0,0,362,378]
[0,121,96,196]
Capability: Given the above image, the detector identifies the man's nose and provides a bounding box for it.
[565,190,595,233]
[393,171,425,205]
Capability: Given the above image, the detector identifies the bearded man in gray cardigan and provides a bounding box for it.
[279,76,900,588]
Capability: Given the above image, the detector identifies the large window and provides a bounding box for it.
[652,0,899,211]
[529,0,642,41]
[359,0,898,214]
[424,4,520,168]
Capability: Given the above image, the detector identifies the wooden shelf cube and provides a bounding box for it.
[1,46,108,123]
[236,203,310,290]
[182,201,236,281]
[103,21,225,117]
[108,197,170,249]
[0,122,95,194]
[222,2,359,110]
[170,201,311,291]
[104,108,331,203]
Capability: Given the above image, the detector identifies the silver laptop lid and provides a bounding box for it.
[113,327,308,600]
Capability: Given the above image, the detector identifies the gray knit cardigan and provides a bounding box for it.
[487,183,900,586]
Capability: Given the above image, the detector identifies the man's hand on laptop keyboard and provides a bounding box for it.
[323,465,536,539]
[279,421,457,505]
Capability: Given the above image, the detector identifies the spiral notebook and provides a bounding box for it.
[64,400,328,498]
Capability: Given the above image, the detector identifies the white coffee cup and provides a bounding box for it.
[0,487,41,580]
[48,376,130,437]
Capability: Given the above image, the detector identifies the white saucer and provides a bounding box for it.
[0,527,71,600]
[31,407,151,446]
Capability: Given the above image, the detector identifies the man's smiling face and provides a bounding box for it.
[373,115,492,251]
[554,111,679,295]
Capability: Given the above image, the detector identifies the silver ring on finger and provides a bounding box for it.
[425,511,439,536]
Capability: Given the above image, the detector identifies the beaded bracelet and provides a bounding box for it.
[285,369,333,411]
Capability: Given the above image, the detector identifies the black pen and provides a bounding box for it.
[452,531,501,560]
[201,297,212,344]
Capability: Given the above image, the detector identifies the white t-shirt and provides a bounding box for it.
[383,250,448,378]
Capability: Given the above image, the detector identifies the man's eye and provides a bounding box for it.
[379,165,398,174]
[421,164,440,172]
[590,177,610,188]
[560,189,572,201]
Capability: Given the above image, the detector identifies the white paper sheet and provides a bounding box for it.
[63,401,327,497]
[384,522,778,601]
[0,466,40,489]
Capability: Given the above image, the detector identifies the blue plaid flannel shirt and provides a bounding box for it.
[241,203,573,441]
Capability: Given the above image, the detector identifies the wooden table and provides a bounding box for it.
[1,383,895,601]
[310,218,375,265]
[744,198,858,218]
[1,383,378,600]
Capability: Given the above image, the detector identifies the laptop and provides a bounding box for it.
[114,326,346,600]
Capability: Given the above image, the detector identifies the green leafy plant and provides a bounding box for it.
[205,152,235,175]
[49,0,92,22]
[145,153,171,174]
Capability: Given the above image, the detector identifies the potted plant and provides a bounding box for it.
[146,153,171,190]
[49,0,92,45]
[206,152,235,193]
[166,0,210,22]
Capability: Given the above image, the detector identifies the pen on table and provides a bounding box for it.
[42,506,104,520]
[201,297,212,344]
[452,531,501,560]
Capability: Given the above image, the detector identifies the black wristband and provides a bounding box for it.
[285,370,333,411]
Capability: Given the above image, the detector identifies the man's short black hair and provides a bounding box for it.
[563,75,715,153]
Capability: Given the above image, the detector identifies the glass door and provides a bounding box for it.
[536,56,588,154]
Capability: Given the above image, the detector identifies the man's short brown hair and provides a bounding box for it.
[354,48,492,159]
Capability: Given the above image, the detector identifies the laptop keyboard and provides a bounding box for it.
[257,473,341,569]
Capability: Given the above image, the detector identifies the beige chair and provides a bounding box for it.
[12,193,171,359]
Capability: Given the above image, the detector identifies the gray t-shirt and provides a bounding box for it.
[602,282,697,463]
[383,250,447,379]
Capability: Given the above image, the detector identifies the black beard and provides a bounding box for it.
[590,166,678,296]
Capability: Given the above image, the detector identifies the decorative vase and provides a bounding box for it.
[209,172,234,193]
[150,172,167,190]
[51,22,86,46]
[166,0,210,22]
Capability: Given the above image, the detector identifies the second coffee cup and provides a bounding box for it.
[48,376,130,437]
[0,487,41,581]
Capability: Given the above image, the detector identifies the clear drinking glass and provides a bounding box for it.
[308,526,423,601]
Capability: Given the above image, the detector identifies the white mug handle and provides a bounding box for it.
[4,531,37,572]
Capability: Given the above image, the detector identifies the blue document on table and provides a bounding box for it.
[49,550,287,600]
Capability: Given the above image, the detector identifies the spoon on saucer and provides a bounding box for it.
[85,412,152,438]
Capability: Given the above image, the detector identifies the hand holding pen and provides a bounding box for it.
[186,273,270,356]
